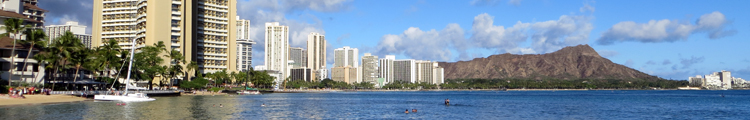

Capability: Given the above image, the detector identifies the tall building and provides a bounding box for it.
[44,21,92,48]
[290,68,311,82]
[288,47,305,68]
[236,39,254,71]
[416,60,434,83]
[719,70,732,89]
[235,16,253,71]
[92,0,239,78]
[0,0,46,84]
[334,46,358,67]
[331,66,359,84]
[393,59,416,83]
[689,75,704,87]
[307,32,326,80]
[0,0,45,27]
[379,55,395,83]
[361,53,378,84]
[433,67,444,84]
[264,22,289,85]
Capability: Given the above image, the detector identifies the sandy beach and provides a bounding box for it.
[0,95,89,106]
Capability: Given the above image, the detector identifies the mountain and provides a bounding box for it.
[438,44,661,81]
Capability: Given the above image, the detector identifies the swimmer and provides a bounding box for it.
[220,104,223,108]
[412,109,417,113]
[213,104,215,107]
[405,109,409,114]
[445,98,450,105]
[261,103,265,107]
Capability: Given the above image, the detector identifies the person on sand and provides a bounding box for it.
[405,109,409,114]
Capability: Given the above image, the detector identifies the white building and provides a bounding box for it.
[45,21,91,48]
[334,46,358,67]
[719,70,732,89]
[361,53,379,84]
[236,39,254,71]
[379,55,395,84]
[415,60,445,84]
[264,22,289,83]
[253,65,266,71]
[688,75,704,86]
[704,72,722,89]
[288,47,305,68]
[393,59,416,83]
[236,17,254,71]
[307,32,326,81]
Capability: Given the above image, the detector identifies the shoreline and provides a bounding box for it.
[0,94,90,107]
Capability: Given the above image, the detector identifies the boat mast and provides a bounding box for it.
[124,1,137,94]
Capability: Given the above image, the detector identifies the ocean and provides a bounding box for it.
[1,90,749,119]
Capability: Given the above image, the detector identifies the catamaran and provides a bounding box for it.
[94,38,155,102]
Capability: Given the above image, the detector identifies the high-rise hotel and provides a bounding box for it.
[264,22,289,85]
[92,0,238,77]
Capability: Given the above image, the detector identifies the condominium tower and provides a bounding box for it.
[307,32,326,81]
[379,55,395,83]
[288,47,306,68]
[44,21,91,48]
[393,59,416,83]
[236,16,253,71]
[334,46,358,67]
[264,22,289,83]
[361,53,378,84]
[92,0,239,76]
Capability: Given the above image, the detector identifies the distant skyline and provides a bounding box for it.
[44,0,750,79]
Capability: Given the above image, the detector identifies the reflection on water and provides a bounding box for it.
[2,90,750,119]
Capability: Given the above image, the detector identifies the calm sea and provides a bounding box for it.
[1,90,749,119]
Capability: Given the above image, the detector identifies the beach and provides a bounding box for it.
[0,94,89,106]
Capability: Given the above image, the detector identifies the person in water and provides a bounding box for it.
[412,109,417,113]
[220,104,223,108]
[261,103,265,107]
[445,98,450,105]
[405,109,409,114]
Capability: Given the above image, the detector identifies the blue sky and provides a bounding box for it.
[44,0,750,79]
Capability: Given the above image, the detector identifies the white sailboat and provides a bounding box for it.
[94,38,155,102]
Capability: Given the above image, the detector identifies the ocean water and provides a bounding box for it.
[1,90,749,119]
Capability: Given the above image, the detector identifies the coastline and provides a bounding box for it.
[0,94,89,107]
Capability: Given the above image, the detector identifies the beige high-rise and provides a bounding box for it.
[307,32,326,81]
[92,0,238,81]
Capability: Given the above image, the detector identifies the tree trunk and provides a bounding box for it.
[21,43,34,85]
[73,66,80,82]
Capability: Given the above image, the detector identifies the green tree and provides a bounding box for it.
[250,71,275,88]
[185,61,198,81]
[70,48,92,82]
[48,32,84,89]
[20,29,46,84]
[95,39,122,80]
[2,18,30,86]
[164,49,184,88]
[134,41,166,90]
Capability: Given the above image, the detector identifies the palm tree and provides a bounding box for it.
[96,39,122,79]
[49,32,84,87]
[2,18,30,86]
[164,49,184,88]
[185,61,198,81]
[70,47,91,83]
[20,29,46,83]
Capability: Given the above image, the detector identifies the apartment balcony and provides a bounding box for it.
[102,11,136,15]
[198,2,228,9]
[197,5,228,13]
[198,39,228,45]
[102,7,137,11]
[197,14,227,21]
[172,0,181,4]
[102,31,136,34]
[102,18,136,23]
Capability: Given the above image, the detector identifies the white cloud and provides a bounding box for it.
[470,13,531,54]
[597,11,735,45]
[579,3,595,13]
[529,15,593,53]
[237,0,352,67]
[374,24,465,61]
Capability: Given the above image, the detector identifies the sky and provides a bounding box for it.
[43,0,750,80]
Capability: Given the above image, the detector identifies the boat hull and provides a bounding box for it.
[94,95,156,102]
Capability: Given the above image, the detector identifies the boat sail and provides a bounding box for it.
[94,38,155,102]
